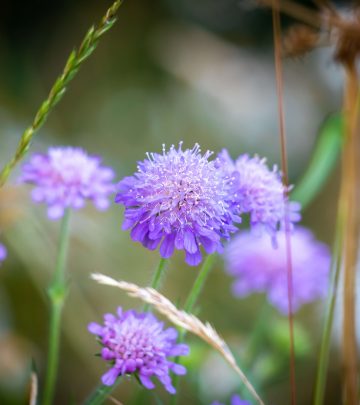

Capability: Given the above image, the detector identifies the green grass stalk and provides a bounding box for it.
[0,0,124,187]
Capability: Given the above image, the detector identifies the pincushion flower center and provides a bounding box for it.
[160,176,202,213]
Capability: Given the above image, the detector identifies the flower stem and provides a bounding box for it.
[313,209,344,405]
[0,0,124,187]
[184,253,217,313]
[84,379,122,405]
[143,257,168,312]
[171,253,217,405]
[42,208,71,405]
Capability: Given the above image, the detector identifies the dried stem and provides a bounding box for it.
[341,62,360,405]
[258,0,344,30]
[29,369,38,405]
[0,0,124,187]
[259,0,322,28]
[272,2,296,405]
[91,273,265,405]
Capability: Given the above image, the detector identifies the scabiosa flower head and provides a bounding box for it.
[224,227,330,314]
[88,307,189,394]
[20,147,115,220]
[211,394,250,405]
[217,149,301,244]
[0,243,7,264]
[115,143,238,266]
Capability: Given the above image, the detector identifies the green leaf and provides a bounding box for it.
[291,113,343,209]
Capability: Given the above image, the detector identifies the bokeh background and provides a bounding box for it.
[0,0,350,404]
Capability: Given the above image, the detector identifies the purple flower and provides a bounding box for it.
[115,143,238,266]
[20,147,115,220]
[0,243,7,264]
[212,394,250,405]
[224,227,330,314]
[88,307,189,394]
[217,150,301,244]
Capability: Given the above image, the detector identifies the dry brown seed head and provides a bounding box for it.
[282,24,321,57]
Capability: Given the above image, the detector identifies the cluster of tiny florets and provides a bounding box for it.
[20,147,115,220]
[88,307,189,394]
[115,143,238,266]
[224,227,330,314]
[217,149,301,244]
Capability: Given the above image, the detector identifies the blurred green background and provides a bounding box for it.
[0,0,346,404]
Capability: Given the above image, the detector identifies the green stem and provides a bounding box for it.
[42,209,71,405]
[171,253,217,405]
[313,210,344,405]
[84,379,121,405]
[0,0,124,187]
[143,257,168,312]
[184,253,217,313]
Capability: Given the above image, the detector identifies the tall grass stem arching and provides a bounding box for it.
[91,274,265,405]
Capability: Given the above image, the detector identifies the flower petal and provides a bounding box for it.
[101,367,119,386]
[160,233,176,258]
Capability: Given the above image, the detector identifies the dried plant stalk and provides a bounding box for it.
[91,273,265,405]
[272,2,296,404]
[29,370,38,405]
[341,62,360,405]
